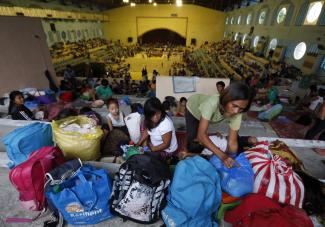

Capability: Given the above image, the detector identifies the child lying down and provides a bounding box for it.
[179,134,257,160]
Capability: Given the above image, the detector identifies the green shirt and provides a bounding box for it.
[96,86,113,101]
[186,94,242,130]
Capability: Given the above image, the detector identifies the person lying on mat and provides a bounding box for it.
[184,82,252,168]
[137,97,178,159]
[8,90,34,121]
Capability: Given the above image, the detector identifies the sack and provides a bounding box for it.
[245,142,305,208]
[52,116,103,161]
[111,154,171,224]
[102,129,129,157]
[224,194,313,227]
[210,153,254,197]
[162,156,221,227]
[9,146,64,211]
[3,122,54,168]
[46,164,113,225]
[124,112,141,144]
[44,159,83,214]
[258,104,283,120]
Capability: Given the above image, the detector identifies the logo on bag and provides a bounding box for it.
[65,203,84,213]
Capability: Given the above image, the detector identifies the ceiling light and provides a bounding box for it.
[123,0,129,3]
[176,0,182,7]
[153,2,157,6]
[130,2,136,6]
[149,0,152,3]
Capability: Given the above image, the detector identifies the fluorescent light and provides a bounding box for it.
[153,2,157,6]
[176,0,182,7]
[123,0,129,3]
[130,2,136,6]
[149,0,152,3]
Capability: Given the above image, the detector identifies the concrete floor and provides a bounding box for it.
[0,116,324,226]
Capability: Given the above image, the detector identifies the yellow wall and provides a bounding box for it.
[103,4,225,46]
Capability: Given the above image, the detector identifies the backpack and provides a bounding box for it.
[2,122,54,168]
[110,154,171,224]
[9,146,65,211]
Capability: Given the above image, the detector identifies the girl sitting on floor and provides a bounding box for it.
[8,91,34,120]
[137,97,178,159]
[106,98,128,135]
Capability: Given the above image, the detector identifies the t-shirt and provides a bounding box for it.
[148,117,178,153]
[10,105,33,121]
[186,94,242,131]
[309,96,323,111]
[96,86,113,100]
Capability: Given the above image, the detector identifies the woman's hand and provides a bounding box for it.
[222,155,236,168]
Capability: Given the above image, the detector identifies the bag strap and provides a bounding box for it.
[5,208,46,223]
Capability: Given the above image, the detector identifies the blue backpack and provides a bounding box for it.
[46,164,113,225]
[2,122,53,168]
[210,153,254,197]
[162,156,221,227]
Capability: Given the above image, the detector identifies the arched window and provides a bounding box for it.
[304,1,324,25]
[238,15,241,24]
[259,10,267,24]
[247,13,252,25]
[269,38,278,50]
[277,7,287,24]
[253,36,259,47]
[293,42,307,60]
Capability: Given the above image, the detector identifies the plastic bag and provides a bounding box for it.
[52,116,103,160]
[210,153,254,197]
[46,164,113,225]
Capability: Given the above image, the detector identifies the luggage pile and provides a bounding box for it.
[1,121,318,226]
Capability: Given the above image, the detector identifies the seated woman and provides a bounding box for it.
[305,101,325,141]
[8,91,34,120]
[137,97,178,159]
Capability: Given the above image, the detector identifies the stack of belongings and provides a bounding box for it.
[223,141,314,227]
[2,122,115,226]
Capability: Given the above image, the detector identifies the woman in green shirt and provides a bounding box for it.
[185,82,252,168]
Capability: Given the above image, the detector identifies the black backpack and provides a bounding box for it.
[110,154,171,224]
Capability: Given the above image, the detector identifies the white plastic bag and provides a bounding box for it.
[124,112,141,144]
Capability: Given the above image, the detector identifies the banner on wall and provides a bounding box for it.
[172,76,196,93]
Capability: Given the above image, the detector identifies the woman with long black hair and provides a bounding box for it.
[137,97,178,159]
[184,82,252,168]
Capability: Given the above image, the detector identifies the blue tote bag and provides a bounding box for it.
[210,153,254,197]
[47,165,113,225]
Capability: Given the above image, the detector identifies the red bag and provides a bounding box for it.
[224,194,313,227]
[9,146,65,211]
[245,142,305,208]
[59,91,73,102]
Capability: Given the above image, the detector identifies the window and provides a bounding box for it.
[234,32,238,41]
[242,34,248,44]
[320,56,325,70]
[231,17,234,24]
[238,15,241,24]
[304,1,324,25]
[269,38,278,50]
[253,36,259,47]
[259,11,266,24]
[277,7,287,24]
[293,42,307,60]
[247,13,252,24]
[226,17,229,24]
[224,31,227,38]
